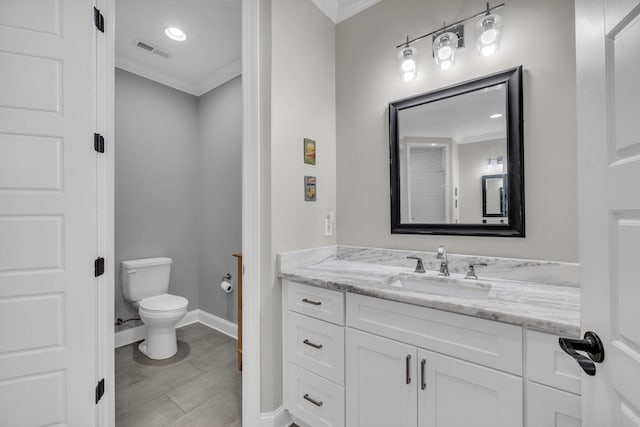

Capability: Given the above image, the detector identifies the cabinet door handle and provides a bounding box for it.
[303,339,323,349]
[406,354,412,384]
[420,359,426,390]
[303,393,323,407]
[302,298,322,306]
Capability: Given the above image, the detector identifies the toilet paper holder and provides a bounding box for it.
[222,273,232,281]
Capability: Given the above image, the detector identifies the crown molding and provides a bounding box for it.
[115,55,241,97]
[311,0,381,23]
[116,56,198,95]
[336,0,381,22]
[311,0,339,23]
[195,58,242,96]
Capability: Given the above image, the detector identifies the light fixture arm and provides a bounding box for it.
[395,2,505,49]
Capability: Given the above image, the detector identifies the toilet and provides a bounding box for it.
[121,257,188,360]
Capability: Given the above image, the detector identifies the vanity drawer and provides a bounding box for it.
[346,293,522,375]
[526,329,581,395]
[286,363,345,427]
[287,311,345,386]
[287,281,345,325]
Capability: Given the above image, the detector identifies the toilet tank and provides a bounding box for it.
[121,257,172,302]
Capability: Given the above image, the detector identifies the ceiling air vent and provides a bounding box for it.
[136,40,171,59]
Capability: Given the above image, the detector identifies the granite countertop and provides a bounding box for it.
[280,258,580,337]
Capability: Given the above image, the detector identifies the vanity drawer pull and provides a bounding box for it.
[406,354,412,384]
[302,298,322,306]
[420,359,427,390]
[303,339,323,349]
[303,393,323,407]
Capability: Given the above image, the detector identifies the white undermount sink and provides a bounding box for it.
[388,275,492,299]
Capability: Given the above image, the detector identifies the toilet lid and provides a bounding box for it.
[139,294,188,312]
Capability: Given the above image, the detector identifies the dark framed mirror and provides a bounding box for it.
[482,174,507,218]
[389,66,524,237]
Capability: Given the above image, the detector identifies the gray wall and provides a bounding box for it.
[197,76,243,323]
[115,69,242,326]
[261,0,337,411]
[336,0,578,261]
[115,69,201,322]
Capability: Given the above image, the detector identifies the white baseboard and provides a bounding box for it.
[114,309,237,348]
[114,323,147,348]
[196,309,238,339]
[260,405,291,427]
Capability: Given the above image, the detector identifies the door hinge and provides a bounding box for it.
[95,378,105,404]
[94,7,105,33]
[94,133,105,153]
[94,257,105,277]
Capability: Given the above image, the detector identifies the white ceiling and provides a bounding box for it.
[115,0,241,96]
[399,84,507,144]
[311,0,382,23]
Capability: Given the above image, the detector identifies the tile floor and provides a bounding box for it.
[115,323,241,427]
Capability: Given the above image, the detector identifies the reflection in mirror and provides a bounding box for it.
[482,174,507,218]
[389,66,524,237]
[399,83,507,225]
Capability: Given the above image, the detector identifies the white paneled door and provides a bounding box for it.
[576,0,640,425]
[0,1,99,426]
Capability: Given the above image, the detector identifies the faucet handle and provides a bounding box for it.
[465,263,488,280]
[407,256,426,273]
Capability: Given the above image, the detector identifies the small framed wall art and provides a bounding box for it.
[304,138,316,165]
[304,176,316,201]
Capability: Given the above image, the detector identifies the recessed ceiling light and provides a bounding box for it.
[165,27,187,42]
[490,113,503,119]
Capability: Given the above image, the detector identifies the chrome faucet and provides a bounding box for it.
[407,256,426,273]
[465,263,488,280]
[436,246,449,276]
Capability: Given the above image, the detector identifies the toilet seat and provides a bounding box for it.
[139,293,188,313]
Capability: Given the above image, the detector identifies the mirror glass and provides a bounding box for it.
[482,174,507,217]
[389,67,524,236]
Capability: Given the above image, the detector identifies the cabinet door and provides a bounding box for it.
[346,328,418,427]
[417,348,522,427]
[527,382,581,427]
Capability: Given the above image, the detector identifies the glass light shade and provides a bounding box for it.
[432,32,458,70]
[475,14,502,56]
[398,46,417,81]
[486,158,494,171]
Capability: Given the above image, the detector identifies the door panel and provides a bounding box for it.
[0,1,98,425]
[346,328,417,427]
[576,0,640,425]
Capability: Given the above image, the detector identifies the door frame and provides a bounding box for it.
[241,0,262,425]
[98,0,115,425]
[100,0,262,425]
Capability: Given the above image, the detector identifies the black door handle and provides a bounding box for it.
[558,331,605,376]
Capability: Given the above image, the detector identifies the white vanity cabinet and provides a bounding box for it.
[284,281,346,427]
[345,294,523,427]
[345,328,418,427]
[282,280,582,427]
[525,330,582,427]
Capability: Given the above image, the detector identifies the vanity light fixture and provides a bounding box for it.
[486,156,504,172]
[486,158,494,171]
[164,27,187,41]
[433,32,458,71]
[398,42,418,82]
[476,4,503,56]
[395,2,504,80]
